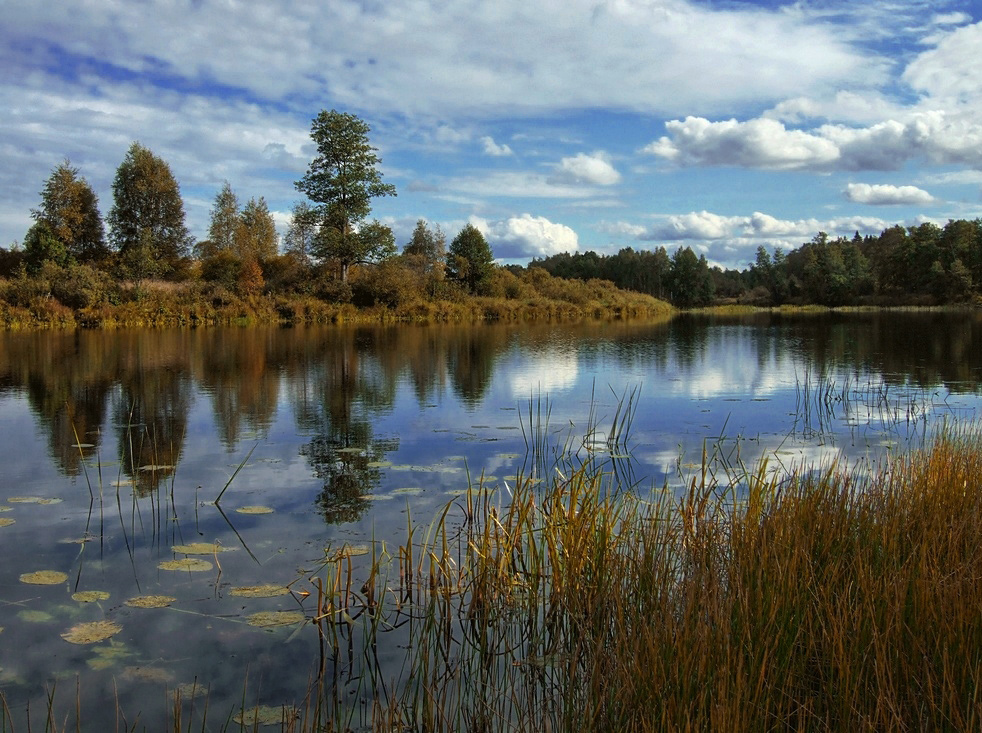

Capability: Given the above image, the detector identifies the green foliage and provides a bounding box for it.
[283,200,318,266]
[198,180,239,258]
[669,246,714,307]
[107,142,192,281]
[200,251,243,291]
[296,110,396,281]
[46,262,115,309]
[23,220,72,274]
[447,224,495,294]
[236,196,277,261]
[32,160,107,264]
[312,218,396,282]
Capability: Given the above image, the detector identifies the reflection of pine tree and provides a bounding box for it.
[448,327,503,407]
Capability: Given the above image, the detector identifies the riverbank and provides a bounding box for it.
[0,270,674,329]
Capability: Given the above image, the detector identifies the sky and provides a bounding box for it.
[3,0,981,270]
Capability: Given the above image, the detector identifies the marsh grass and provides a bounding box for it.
[9,413,982,730]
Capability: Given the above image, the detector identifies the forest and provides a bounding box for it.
[1,109,978,329]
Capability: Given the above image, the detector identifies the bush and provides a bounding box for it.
[200,251,242,291]
[45,262,115,309]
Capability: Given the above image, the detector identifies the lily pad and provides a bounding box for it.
[62,620,122,644]
[73,591,110,603]
[326,544,370,558]
[172,682,208,700]
[138,464,174,472]
[0,506,12,512]
[246,611,305,628]
[230,584,289,598]
[19,610,54,623]
[171,542,235,555]
[233,705,298,726]
[20,570,68,585]
[125,595,176,608]
[391,488,423,496]
[70,443,95,449]
[8,497,63,505]
[365,494,394,501]
[366,460,392,468]
[235,506,274,515]
[158,558,213,572]
[0,519,14,528]
[336,447,364,454]
[122,665,173,683]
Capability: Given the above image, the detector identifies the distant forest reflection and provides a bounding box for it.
[2,312,980,500]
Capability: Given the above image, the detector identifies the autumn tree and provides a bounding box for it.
[295,110,396,281]
[447,224,495,294]
[107,142,192,281]
[198,180,239,259]
[235,196,277,261]
[31,160,107,264]
[403,219,446,272]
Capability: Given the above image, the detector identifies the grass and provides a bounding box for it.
[8,416,982,730]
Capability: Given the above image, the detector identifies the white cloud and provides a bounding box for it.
[476,213,579,258]
[844,183,935,205]
[481,136,513,157]
[646,113,982,172]
[551,152,621,185]
[644,211,745,240]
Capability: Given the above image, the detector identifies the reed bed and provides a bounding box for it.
[357,422,982,732]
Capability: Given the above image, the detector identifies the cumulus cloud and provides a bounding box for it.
[628,210,894,245]
[477,213,579,258]
[844,183,935,205]
[551,152,621,185]
[645,113,982,172]
[481,136,513,157]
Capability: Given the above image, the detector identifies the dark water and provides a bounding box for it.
[0,312,980,727]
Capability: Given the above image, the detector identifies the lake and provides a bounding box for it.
[1,311,980,728]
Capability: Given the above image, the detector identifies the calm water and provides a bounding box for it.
[1,312,980,727]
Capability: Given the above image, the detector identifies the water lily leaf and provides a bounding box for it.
[19,610,54,623]
[172,682,208,700]
[125,595,176,608]
[0,506,12,512]
[62,620,122,644]
[235,506,274,515]
[70,443,94,449]
[72,591,110,603]
[365,494,394,501]
[158,559,213,572]
[336,447,364,454]
[8,497,63,505]
[172,542,235,555]
[391,488,423,496]
[230,584,289,598]
[0,519,14,528]
[366,460,392,468]
[326,544,370,559]
[233,705,297,726]
[138,464,174,472]
[20,570,68,585]
[246,611,305,628]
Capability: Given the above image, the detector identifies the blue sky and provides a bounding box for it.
[3,0,981,269]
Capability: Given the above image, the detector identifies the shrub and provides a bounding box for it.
[200,251,242,291]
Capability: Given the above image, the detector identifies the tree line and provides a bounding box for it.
[532,220,982,308]
[0,110,498,311]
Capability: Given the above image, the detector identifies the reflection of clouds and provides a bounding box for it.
[509,349,578,397]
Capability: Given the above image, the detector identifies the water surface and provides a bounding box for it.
[1,312,980,727]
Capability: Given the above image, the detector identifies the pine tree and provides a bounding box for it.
[32,160,107,264]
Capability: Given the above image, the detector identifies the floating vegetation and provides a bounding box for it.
[172,682,208,700]
[0,506,12,512]
[336,447,364,454]
[235,506,274,515]
[233,705,298,727]
[125,595,176,609]
[86,642,131,670]
[366,460,392,468]
[447,488,493,496]
[19,610,54,623]
[326,543,371,559]
[0,519,14,528]
[230,584,289,598]
[72,591,110,603]
[20,570,68,585]
[246,611,305,628]
[59,535,96,545]
[7,497,63,505]
[391,487,424,496]
[62,620,122,644]
[110,479,133,487]
[171,542,236,555]
[122,665,173,683]
[158,558,212,572]
[365,494,395,501]
[138,464,174,472]
[70,442,94,449]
